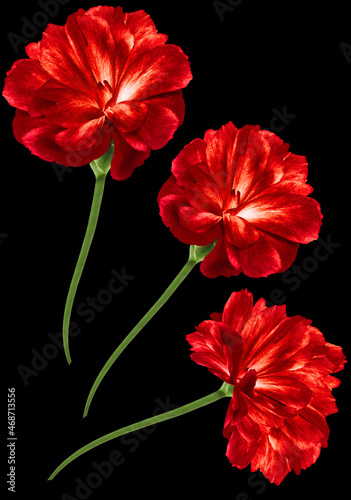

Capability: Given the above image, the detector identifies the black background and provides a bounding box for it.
[1,0,350,499]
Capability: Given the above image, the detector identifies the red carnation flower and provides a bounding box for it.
[158,122,323,278]
[187,290,346,484]
[3,6,192,180]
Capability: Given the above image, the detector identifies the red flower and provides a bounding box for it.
[158,122,322,278]
[186,290,346,484]
[3,6,192,180]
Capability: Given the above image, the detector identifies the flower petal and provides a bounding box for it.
[178,207,221,233]
[121,104,180,150]
[3,59,50,112]
[32,80,103,127]
[223,214,260,248]
[222,290,254,334]
[55,117,105,151]
[124,9,168,65]
[106,101,148,133]
[158,179,220,246]
[226,426,258,469]
[187,320,243,385]
[255,374,312,415]
[237,193,322,243]
[231,125,271,203]
[200,229,240,278]
[117,44,192,102]
[109,129,151,180]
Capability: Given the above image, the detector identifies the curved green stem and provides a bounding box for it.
[48,382,233,480]
[83,241,216,417]
[83,258,196,416]
[62,143,114,364]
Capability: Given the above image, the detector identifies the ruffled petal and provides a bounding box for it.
[251,434,291,485]
[158,178,219,246]
[121,104,180,150]
[32,79,103,127]
[255,374,312,416]
[106,101,148,133]
[205,122,239,190]
[237,193,322,243]
[187,320,243,385]
[231,125,271,203]
[178,207,221,233]
[3,59,50,112]
[222,289,254,335]
[55,117,105,151]
[226,426,258,470]
[223,214,260,248]
[117,44,192,102]
[109,129,150,180]
[200,229,241,278]
[124,9,168,65]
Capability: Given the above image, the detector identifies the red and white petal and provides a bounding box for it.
[237,193,322,244]
[178,207,221,233]
[55,117,105,151]
[117,44,192,102]
[234,232,283,278]
[122,104,180,151]
[65,13,119,90]
[223,214,260,248]
[251,434,291,485]
[239,305,288,370]
[33,80,103,127]
[184,172,223,214]
[106,101,148,133]
[187,321,243,385]
[281,406,328,452]
[231,125,271,203]
[246,317,311,376]
[39,22,94,95]
[205,122,239,191]
[255,374,312,415]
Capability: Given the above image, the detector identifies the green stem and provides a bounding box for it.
[48,382,233,480]
[83,242,217,417]
[83,257,197,417]
[62,172,107,364]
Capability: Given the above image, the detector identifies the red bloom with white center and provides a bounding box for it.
[187,290,346,484]
[158,122,322,278]
[3,6,192,180]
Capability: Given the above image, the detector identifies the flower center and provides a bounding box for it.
[102,117,115,134]
[237,369,257,398]
[97,80,116,111]
[223,189,241,215]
